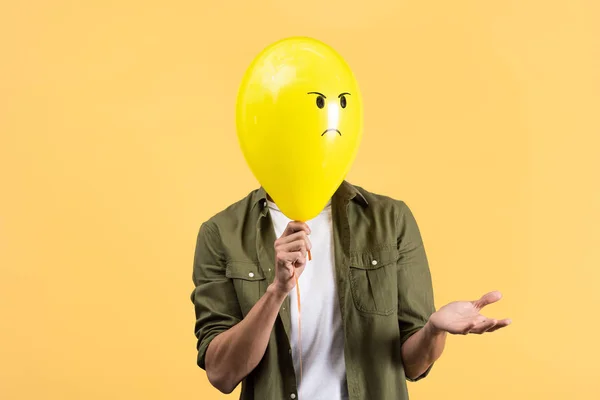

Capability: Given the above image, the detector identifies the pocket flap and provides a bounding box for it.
[349,247,399,270]
[226,261,266,281]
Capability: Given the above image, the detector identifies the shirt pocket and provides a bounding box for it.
[348,247,399,316]
[225,261,267,317]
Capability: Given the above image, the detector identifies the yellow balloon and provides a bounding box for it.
[236,37,363,222]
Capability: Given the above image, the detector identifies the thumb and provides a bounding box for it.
[473,291,502,309]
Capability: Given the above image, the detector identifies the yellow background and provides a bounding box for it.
[1,1,599,399]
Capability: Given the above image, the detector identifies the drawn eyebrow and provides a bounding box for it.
[307,91,326,98]
[338,92,351,97]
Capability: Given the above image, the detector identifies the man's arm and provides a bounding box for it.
[395,198,447,381]
[401,290,512,379]
[395,201,439,381]
[192,220,311,394]
[401,320,447,380]
[407,291,514,380]
[205,284,287,393]
[395,202,511,380]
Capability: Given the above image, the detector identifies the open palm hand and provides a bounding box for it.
[429,291,512,335]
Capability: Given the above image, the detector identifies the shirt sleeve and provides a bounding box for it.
[396,201,436,382]
[190,221,243,370]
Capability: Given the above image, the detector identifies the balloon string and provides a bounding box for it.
[295,275,302,391]
[295,250,310,395]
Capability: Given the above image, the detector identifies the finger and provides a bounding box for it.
[276,250,304,265]
[486,318,512,332]
[469,319,497,334]
[288,251,307,268]
[278,240,308,255]
[460,322,477,335]
[294,255,306,268]
[275,231,308,246]
[276,231,311,247]
[473,291,503,309]
[284,264,295,279]
[282,221,311,237]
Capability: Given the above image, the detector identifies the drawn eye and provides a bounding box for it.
[316,95,325,109]
[339,95,347,108]
[307,92,327,108]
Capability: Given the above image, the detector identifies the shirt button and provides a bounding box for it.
[290,394,296,399]
[249,272,255,278]
[372,259,378,266]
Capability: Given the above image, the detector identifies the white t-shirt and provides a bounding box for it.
[268,200,349,400]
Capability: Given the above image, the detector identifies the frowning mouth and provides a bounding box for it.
[321,128,342,136]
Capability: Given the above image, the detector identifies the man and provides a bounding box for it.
[190,181,511,400]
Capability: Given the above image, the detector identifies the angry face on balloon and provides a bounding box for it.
[236,37,363,222]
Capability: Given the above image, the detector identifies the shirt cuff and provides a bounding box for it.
[197,332,220,370]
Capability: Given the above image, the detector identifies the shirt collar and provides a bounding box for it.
[252,186,269,211]
[336,180,369,206]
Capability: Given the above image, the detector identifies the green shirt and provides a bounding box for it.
[191,181,436,400]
